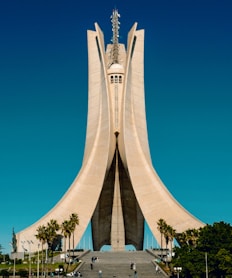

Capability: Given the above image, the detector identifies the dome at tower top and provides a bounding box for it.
[110,63,123,69]
[108,63,124,74]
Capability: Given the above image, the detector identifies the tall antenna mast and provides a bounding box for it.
[110,9,120,64]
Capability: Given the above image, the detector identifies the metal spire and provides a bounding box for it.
[110,9,120,64]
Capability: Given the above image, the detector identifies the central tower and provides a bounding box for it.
[16,10,204,252]
[87,9,146,250]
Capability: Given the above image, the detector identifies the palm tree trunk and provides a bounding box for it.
[165,238,168,266]
[41,244,44,276]
[65,237,71,273]
[64,237,67,263]
[72,233,75,257]
[161,234,163,259]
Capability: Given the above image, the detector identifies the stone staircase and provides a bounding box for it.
[76,251,167,278]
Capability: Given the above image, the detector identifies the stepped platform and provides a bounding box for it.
[76,250,168,278]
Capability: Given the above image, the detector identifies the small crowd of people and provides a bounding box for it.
[74,271,82,277]
[66,271,82,277]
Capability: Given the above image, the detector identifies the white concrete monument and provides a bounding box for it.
[16,9,204,252]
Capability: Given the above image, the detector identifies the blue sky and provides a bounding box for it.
[0,0,231,254]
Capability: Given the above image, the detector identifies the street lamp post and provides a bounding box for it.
[205,252,208,278]
[13,253,16,278]
[9,243,16,278]
[27,240,33,278]
[174,267,182,278]
[37,244,40,278]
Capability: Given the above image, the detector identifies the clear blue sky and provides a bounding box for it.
[0,0,232,254]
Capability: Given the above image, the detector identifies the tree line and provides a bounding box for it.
[35,213,79,269]
[157,219,232,278]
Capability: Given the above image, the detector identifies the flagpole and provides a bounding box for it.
[205,252,208,278]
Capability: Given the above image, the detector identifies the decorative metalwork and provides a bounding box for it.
[110,9,120,64]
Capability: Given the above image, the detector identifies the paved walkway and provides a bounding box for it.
[76,251,167,278]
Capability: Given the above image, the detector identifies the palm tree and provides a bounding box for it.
[175,228,200,248]
[35,225,47,274]
[175,231,188,247]
[165,224,176,262]
[157,218,167,260]
[61,220,72,262]
[185,228,199,247]
[69,213,79,256]
[163,224,169,264]
[46,219,60,261]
